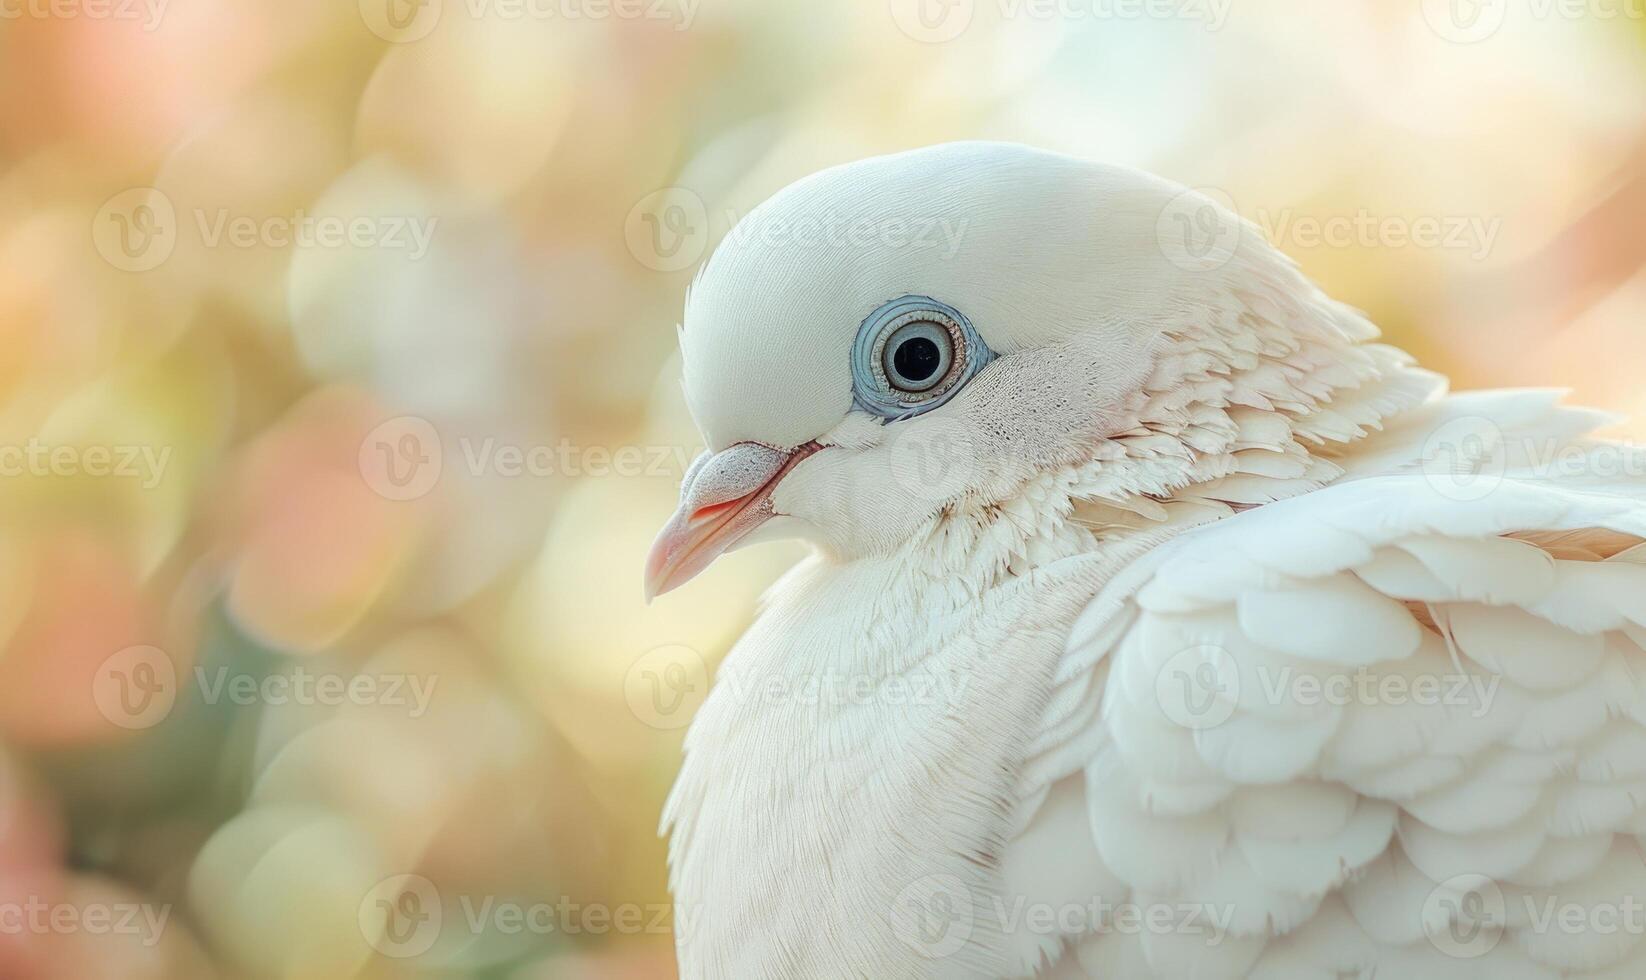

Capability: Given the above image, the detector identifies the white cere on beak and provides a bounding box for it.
[677,443,789,516]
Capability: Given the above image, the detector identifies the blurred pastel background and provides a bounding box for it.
[0,0,1642,976]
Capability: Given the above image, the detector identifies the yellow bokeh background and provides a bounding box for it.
[0,0,1643,976]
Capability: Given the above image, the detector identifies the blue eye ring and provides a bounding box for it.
[850,295,995,420]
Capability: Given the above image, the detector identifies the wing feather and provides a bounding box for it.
[1008,472,1646,977]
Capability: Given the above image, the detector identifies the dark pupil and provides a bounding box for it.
[892,336,942,382]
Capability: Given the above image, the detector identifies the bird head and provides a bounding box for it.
[645,142,1434,599]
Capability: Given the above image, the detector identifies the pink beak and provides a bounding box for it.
[644,441,819,601]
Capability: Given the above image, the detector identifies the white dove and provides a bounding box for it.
[644,142,1646,979]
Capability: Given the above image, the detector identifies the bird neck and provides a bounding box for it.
[663,539,1111,977]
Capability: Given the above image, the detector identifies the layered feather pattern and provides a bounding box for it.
[1014,474,1646,979]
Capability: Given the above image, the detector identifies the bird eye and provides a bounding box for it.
[850,295,994,419]
[883,321,952,392]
